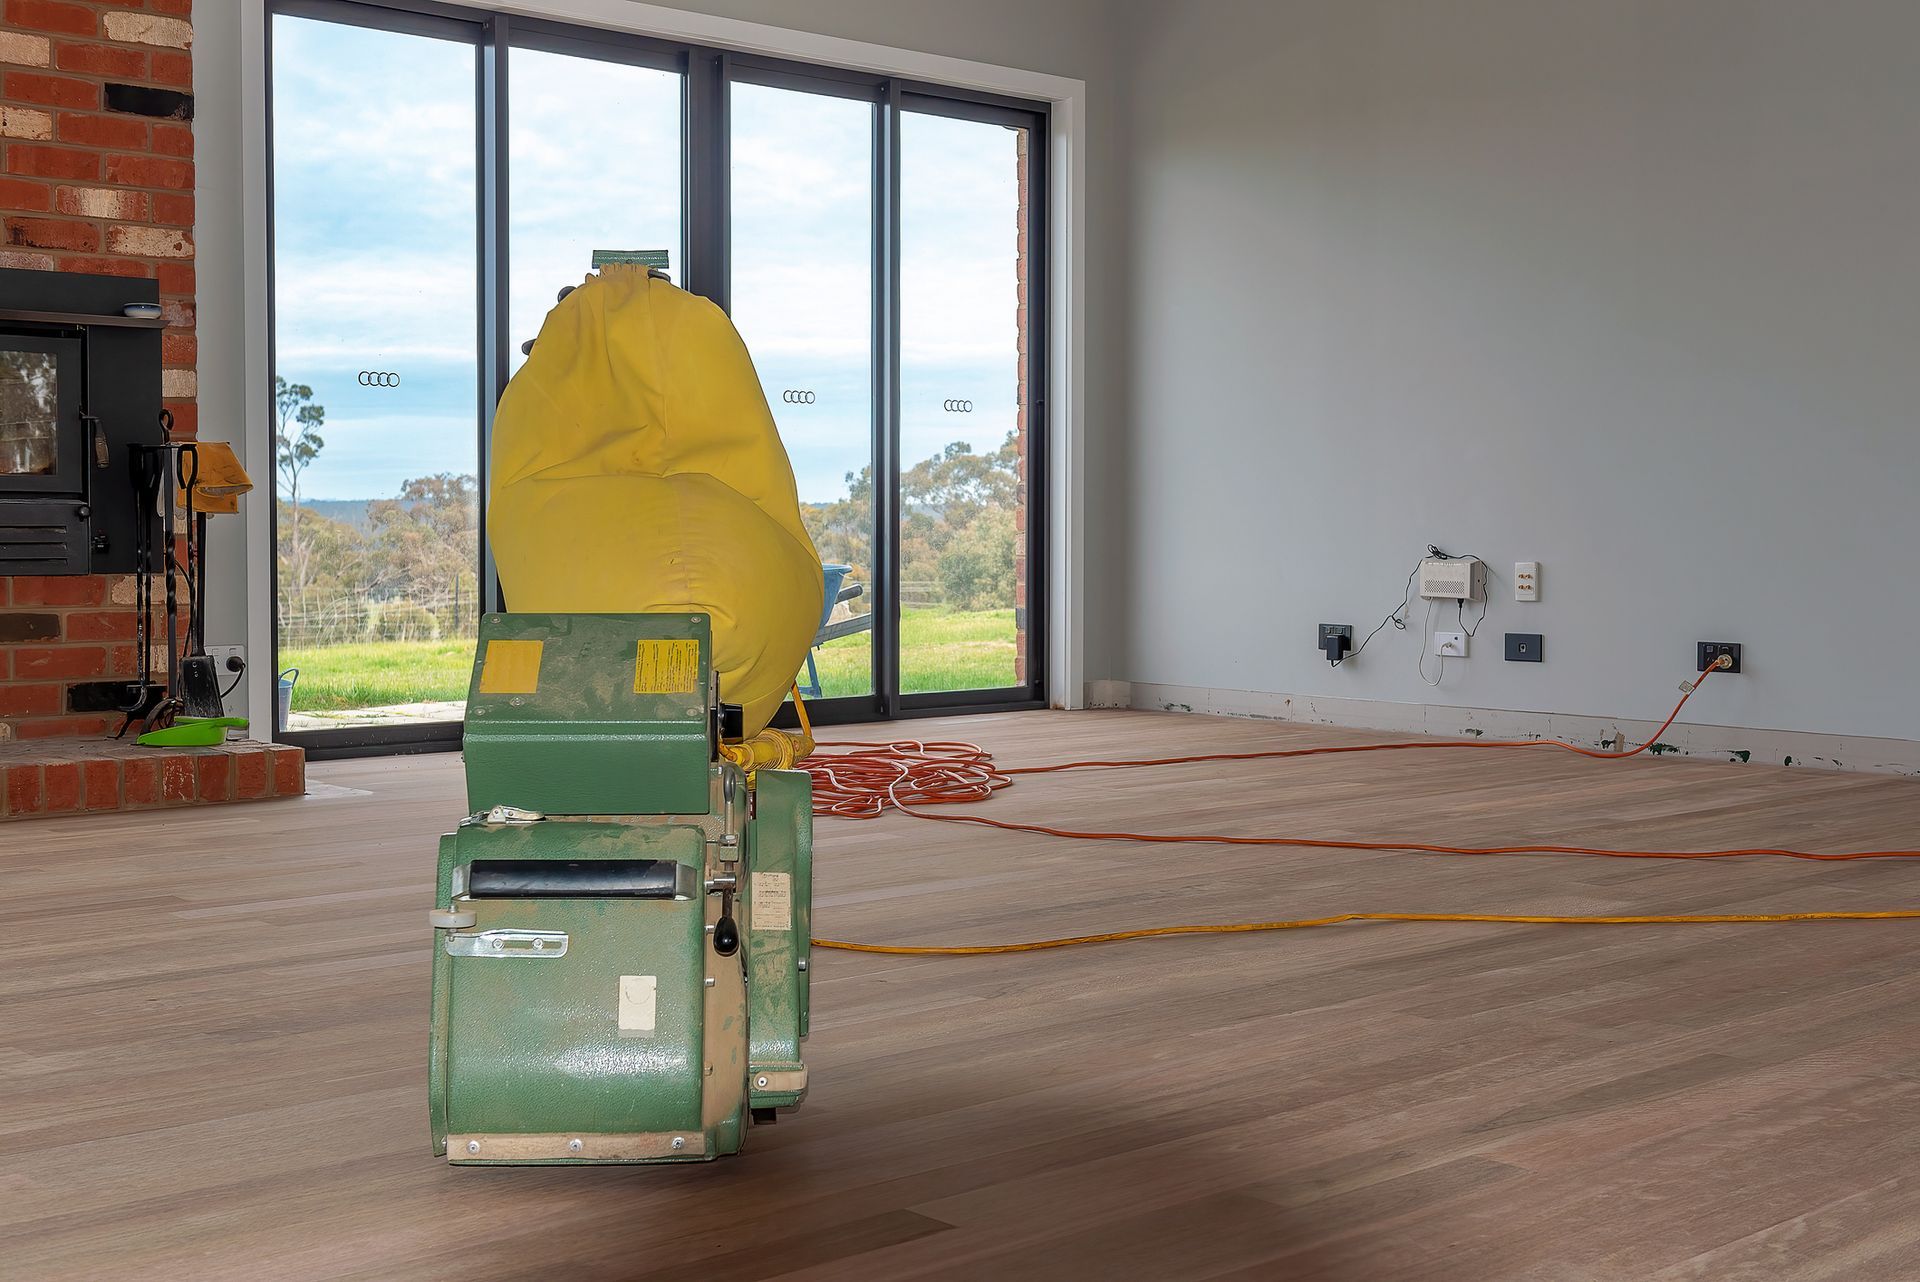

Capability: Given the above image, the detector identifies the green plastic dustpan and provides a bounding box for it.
[137,716,249,747]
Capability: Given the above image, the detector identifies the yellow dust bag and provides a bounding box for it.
[489,269,823,735]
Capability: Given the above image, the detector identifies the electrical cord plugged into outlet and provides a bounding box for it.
[1333,545,1485,685]
[1317,624,1354,663]
[208,647,247,700]
[1696,642,1743,674]
[1681,652,1735,691]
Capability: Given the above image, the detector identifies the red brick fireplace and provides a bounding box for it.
[1,1,303,815]
[2,0,196,737]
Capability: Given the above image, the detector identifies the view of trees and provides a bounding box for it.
[276,473,483,647]
[802,431,1020,611]
[275,380,1016,655]
[274,382,481,647]
[275,377,328,616]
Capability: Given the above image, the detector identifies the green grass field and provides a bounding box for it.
[815,608,1019,697]
[281,637,476,712]
[283,608,1019,712]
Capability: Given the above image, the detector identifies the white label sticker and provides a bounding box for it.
[752,872,792,931]
[618,975,657,1032]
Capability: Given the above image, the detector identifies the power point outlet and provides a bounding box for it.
[1505,632,1544,662]
[208,644,247,675]
[1514,561,1540,602]
[1697,641,1742,673]
[1433,630,1468,658]
[1318,623,1353,662]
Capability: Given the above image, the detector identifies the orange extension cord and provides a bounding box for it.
[800,659,1920,954]
[811,658,1737,820]
[813,912,1920,956]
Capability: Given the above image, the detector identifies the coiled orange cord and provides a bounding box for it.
[807,739,1009,818]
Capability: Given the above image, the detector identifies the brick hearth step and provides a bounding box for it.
[0,738,305,820]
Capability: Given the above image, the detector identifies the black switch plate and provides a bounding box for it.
[1697,641,1742,673]
[1505,632,1544,662]
[1318,623,1353,662]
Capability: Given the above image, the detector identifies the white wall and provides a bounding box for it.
[192,1,251,717]
[1117,0,1920,744]
[191,0,1128,725]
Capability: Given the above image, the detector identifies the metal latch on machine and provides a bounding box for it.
[459,804,547,827]
[444,929,570,958]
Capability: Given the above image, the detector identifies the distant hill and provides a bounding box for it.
[301,499,373,530]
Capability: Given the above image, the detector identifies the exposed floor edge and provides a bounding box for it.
[1088,680,1920,777]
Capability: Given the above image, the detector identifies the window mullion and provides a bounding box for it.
[685,48,730,312]
[873,80,903,716]
[478,14,509,612]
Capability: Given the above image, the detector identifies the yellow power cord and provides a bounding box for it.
[812,910,1920,956]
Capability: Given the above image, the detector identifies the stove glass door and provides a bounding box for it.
[0,335,81,493]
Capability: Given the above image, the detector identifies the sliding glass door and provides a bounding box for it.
[899,105,1035,696]
[730,79,876,701]
[269,12,480,740]
[268,2,1047,752]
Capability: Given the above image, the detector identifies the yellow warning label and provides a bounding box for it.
[478,639,544,695]
[634,638,701,694]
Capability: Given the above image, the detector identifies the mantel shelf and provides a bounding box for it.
[0,307,166,330]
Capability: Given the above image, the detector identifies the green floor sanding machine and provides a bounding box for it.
[428,612,813,1164]
[427,267,831,1165]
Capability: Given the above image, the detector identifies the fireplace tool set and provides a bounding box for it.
[119,421,253,746]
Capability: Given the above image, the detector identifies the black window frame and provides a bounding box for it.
[265,0,1050,757]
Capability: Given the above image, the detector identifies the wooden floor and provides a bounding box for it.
[7,708,1920,1280]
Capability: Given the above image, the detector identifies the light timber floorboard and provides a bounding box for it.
[5,708,1920,1280]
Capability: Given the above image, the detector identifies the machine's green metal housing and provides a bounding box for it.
[428,613,811,1164]
[462,612,712,816]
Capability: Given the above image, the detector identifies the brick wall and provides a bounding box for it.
[0,0,194,740]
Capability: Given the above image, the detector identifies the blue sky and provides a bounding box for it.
[271,16,1024,506]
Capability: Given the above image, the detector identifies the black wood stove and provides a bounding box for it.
[0,266,166,576]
